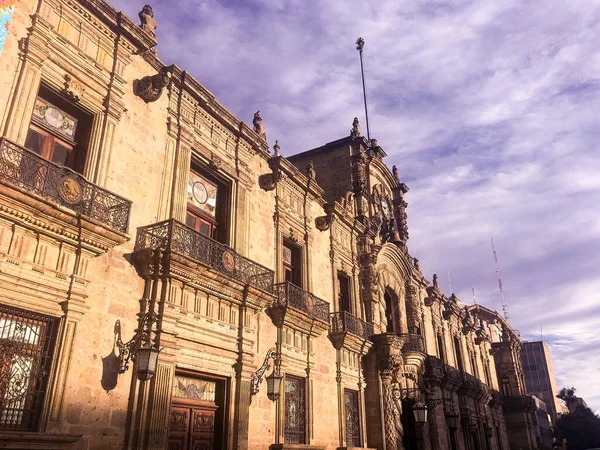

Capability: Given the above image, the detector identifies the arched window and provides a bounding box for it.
[384,289,399,334]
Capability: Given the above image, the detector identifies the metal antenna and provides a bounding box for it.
[355,37,371,140]
[491,238,510,321]
[472,288,476,304]
[447,271,453,294]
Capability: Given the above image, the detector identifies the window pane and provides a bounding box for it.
[187,171,218,218]
[24,129,45,156]
[51,142,71,166]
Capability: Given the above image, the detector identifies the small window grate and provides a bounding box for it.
[0,303,59,431]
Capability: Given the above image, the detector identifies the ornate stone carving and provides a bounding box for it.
[61,74,83,103]
[273,140,280,156]
[392,165,399,182]
[252,110,267,141]
[133,65,173,103]
[413,257,421,272]
[351,117,360,138]
[139,5,157,37]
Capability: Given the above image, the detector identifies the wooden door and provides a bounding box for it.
[168,403,217,450]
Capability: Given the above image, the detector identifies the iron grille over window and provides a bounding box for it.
[344,389,361,446]
[284,375,306,444]
[0,303,59,431]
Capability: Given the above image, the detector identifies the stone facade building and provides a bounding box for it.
[0,1,546,449]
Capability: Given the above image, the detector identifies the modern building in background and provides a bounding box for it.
[521,341,566,423]
[0,1,548,449]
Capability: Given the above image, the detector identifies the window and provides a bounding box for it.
[470,352,479,377]
[0,303,59,431]
[186,165,229,243]
[344,389,361,446]
[24,85,92,174]
[337,272,352,313]
[501,377,511,397]
[284,375,306,444]
[484,364,492,387]
[453,337,464,372]
[283,239,302,287]
[437,334,446,363]
[384,289,398,334]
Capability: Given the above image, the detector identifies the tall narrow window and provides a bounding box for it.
[186,165,229,243]
[484,364,492,387]
[284,375,306,444]
[0,304,59,431]
[337,272,352,313]
[501,377,511,397]
[344,389,361,446]
[24,85,92,174]
[470,352,479,377]
[437,334,446,363]
[283,240,302,287]
[384,289,398,334]
[453,337,464,372]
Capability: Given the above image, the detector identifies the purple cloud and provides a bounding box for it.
[111,0,600,411]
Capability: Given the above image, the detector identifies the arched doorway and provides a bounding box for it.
[401,399,418,450]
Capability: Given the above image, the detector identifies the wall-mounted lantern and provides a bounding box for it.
[114,313,160,382]
[413,401,428,426]
[250,347,282,402]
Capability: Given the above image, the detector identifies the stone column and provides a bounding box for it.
[372,333,405,450]
[426,387,443,450]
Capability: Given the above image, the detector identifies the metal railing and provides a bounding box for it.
[400,333,426,353]
[0,137,131,234]
[329,311,374,340]
[134,219,274,293]
[273,282,330,322]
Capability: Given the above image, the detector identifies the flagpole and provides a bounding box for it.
[356,37,371,141]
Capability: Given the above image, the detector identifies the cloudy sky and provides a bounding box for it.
[113,0,600,411]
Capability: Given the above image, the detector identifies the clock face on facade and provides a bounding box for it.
[381,198,390,218]
[192,181,208,204]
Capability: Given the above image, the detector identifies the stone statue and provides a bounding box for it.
[273,140,280,156]
[253,110,267,142]
[413,257,420,271]
[139,5,157,37]
[433,274,439,290]
[307,161,316,181]
[351,117,360,138]
[392,165,399,182]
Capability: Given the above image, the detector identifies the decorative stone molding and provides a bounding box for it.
[133,65,174,103]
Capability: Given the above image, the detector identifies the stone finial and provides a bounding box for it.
[392,165,399,182]
[433,274,439,290]
[307,161,316,181]
[370,138,378,148]
[253,110,267,142]
[139,5,157,37]
[273,140,280,156]
[413,257,420,271]
[351,117,360,138]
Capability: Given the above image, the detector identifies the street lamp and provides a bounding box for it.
[446,410,459,431]
[413,402,428,425]
[114,313,160,382]
[266,369,283,402]
[250,348,282,402]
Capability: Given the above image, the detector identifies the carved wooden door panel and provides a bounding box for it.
[190,407,215,450]
[168,404,217,450]
[167,407,190,450]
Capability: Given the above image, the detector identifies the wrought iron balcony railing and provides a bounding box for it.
[329,311,374,340]
[273,282,330,323]
[400,333,426,354]
[0,137,131,234]
[135,219,274,293]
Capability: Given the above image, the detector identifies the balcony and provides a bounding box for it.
[0,137,131,234]
[328,311,374,352]
[0,137,131,255]
[266,282,330,337]
[400,333,426,354]
[134,219,274,294]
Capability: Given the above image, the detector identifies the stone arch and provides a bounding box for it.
[375,243,413,334]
